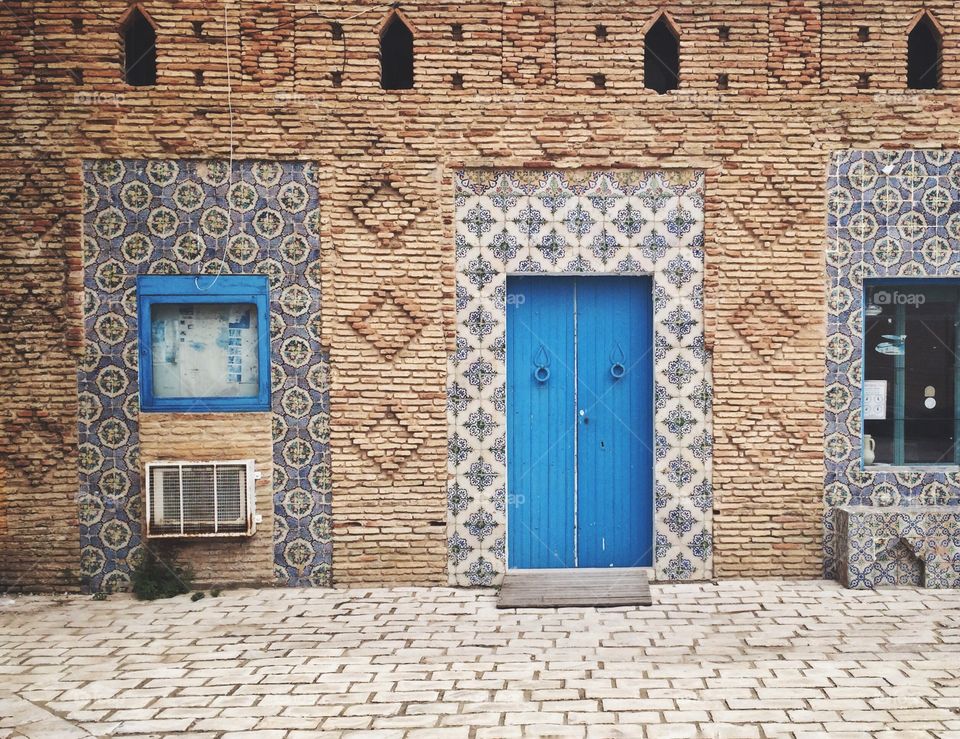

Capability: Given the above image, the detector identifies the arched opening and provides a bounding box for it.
[380,13,414,90]
[876,538,923,587]
[907,12,941,90]
[122,6,157,86]
[644,14,679,94]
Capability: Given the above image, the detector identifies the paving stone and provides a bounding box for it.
[115,718,195,733]
[1,583,960,737]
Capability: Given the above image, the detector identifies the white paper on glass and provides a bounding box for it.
[151,303,259,399]
[863,379,887,420]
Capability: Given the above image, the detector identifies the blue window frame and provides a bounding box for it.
[137,275,271,413]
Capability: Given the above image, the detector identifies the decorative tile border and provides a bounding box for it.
[825,149,960,579]
[448,168,711,586]
[835,506,960,589]
[79,160,331,591]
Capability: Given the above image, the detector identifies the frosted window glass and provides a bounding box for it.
[150,303,260,399]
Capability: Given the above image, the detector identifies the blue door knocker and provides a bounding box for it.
[610,343,626,380]
[533,343,551,383]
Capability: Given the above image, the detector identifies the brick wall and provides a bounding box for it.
[0,466,6,541]
[4,0,960,589]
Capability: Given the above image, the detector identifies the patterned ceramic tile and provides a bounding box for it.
[835,506,960,589]
[450,169,709,586]
[826,150,960,583]
[80,160,331,592]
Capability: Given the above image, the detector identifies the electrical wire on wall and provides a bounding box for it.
[197,0,235,291]
[194,2,398,291]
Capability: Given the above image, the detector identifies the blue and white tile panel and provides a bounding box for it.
[825,150,960,579]
[449,169,711,586]
[79,160,331,592]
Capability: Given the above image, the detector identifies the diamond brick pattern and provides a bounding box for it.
[348,287,430,360]
[351,177,421,240]
[351,404,427,478]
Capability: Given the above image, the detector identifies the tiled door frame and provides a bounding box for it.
[447,168,712,586]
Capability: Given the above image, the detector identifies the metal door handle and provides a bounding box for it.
[610,343,626,379]
[533,343,550,383]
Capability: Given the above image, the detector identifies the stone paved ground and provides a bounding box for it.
[2,580,960,738]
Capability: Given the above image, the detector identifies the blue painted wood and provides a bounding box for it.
[507,276,653,569]
[506,277,576,568]
[137,274,269,296]
[576,277,653,567]
[137,275,271,413]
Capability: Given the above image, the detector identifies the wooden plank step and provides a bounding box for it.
[497,567,652,609]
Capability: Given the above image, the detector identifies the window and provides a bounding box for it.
[644,14,679,94]
[122,6,157,86]
[137,275,270,412]
[907,12,941,90]
[863,281,960,466]
[380,13,414,90]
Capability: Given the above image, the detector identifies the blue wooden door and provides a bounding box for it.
[575,278,653,567]
[506,276,653,569]
[505,277,577,568]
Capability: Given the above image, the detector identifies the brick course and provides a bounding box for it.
[4,0,960,589]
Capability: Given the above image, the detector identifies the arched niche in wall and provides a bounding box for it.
[643,10,680,94]
[907,10,943,90]
[119,4,157,86]
[380,10,415,90]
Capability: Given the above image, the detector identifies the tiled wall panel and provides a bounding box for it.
[825,149,960,578]
[80,160,331,591]
[450,168,711,585]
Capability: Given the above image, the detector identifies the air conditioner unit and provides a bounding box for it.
[145,460,256,538]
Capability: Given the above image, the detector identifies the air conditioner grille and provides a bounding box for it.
[146,460,255,537]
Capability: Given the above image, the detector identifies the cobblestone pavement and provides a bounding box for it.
[2,580,960,738]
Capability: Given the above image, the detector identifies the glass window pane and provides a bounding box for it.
[904,293,956,462]
[150,303,260,399]
[864,283,957,466]
[863,296,896,464]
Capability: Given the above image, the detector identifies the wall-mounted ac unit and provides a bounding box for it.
[145,460,256,538]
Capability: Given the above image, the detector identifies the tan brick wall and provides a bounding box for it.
[5,0,960,589]
[138,413,274,586]
[0,466,7,541]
